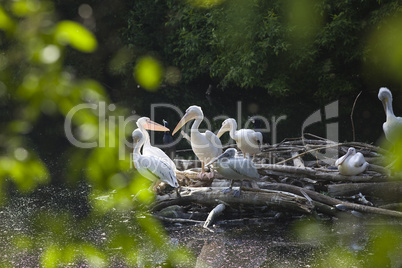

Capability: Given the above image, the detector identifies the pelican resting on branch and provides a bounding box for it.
[207,148,260,197]
[217,118,263,159]
[132,129,179,194]
[172,105,222,178]
[335,147,369,176]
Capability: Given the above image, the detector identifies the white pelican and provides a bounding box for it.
[172,105,222,176]
[132,129,179,191]
[335,147,369,176]
[217,118,263,158]
[136,117,176,171]
[206,148,260,196]
[378,87,402,144]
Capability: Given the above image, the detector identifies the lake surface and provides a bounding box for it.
[1,185,401,267]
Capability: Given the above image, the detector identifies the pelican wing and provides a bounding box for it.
[350,153,367,168]
[227,158,260,180]
[204,130,223,153]
[136,155,178,188]
[143,144,176,171]
[252,131,263,148]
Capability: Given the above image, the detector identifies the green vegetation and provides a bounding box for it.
[0,0,401,267]
[123,0,402,100]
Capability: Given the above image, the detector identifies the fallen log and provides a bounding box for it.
[256,164,387,182]
[153,187,312,215]
[261,183,402,218]
[327,182,402,201]
[203,203,226,229]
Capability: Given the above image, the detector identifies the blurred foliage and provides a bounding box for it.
[0,0,191,266]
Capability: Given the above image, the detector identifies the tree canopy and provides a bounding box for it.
[121,0,402,101]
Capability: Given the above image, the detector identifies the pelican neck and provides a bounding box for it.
[191,116,203,133]
[138,124,151,145]
[133,138,144,155]
[386,98,395,120]
[229,120,238,139]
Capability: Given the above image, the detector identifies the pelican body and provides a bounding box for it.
[132,129,179,188]
[207,148,260,196]
[378,87,402,144]
[217,118,262,158]
[136,117,176,171]
[335,147,369,176]
[172,105,222,174]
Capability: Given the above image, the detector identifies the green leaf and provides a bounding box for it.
[55,21,97,52]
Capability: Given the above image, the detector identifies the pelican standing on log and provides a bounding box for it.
[132,129,179,192]
[217,118,263,159]
[378,87,402,144]
[172,105,222,177]
[206,148,260,196]
[335,147,369,176]
[136,117,176,171]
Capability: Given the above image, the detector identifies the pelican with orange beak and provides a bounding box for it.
[132,129,179,193]
[136,117,176,171]
[172,106,222,177]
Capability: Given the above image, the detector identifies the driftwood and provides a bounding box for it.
[203,203,226,229]
[327,182,402,201]
[256,164,387,182]
[154,187,312,214]
[151,137,402,225]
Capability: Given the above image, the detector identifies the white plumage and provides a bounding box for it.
[378,87,402,144]
[172,105,222,174]
[136,117,176,171]
[217,118,263,158]
[335,147,369,176]
[132,129,179,188]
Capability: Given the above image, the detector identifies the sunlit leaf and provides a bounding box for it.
[40,243,61,268]
[11,0,42,16]
[0,6,15,31]
[133,56,163,91]
[366,16,402,83]
[188,0,225,8]
[55,21,97,52]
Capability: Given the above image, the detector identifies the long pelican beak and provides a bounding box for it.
[172,112,192,135]
[206,151,229,166]
[143,119,169,131]
[216,126,226,138]
[337,149,352,166]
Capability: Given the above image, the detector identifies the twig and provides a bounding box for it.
[274,143,343,166]
[351,91,362,142]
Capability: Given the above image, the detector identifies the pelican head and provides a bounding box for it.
[206,148,236,166]
[378,87,393,116]
[136,117,169,131]
[172,105,203,135]
[132,129,143,144]
[336,147,356,166]
[217,118,236,138]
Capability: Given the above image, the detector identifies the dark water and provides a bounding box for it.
[1,185,401,267]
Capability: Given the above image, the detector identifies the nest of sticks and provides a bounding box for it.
[151,134,402,229]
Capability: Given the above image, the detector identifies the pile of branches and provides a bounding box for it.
[152,135,402,229]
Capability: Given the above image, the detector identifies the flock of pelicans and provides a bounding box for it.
[132,87,402,196]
